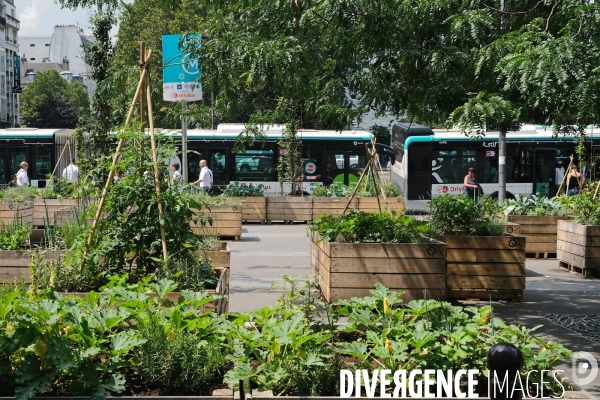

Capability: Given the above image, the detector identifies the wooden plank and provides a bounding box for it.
[327,288,445,302]
[331,272,445,289]
[447,289,523,301]
[431,235,525,250]
[557,249,600,269]
[558,220,600,236]
[508,215,570,225]
[447,263,525,276]
[557,240,600,257]
[522,233,558,243]
[504,223,520,235]
[446,249,525,263]
[526,242,557,253]
[329,257,446,274]
[267,196,313,204]
[557,230,600,247]
[519,225,559,234]
[329,242,446,259]
[446,275,525,290]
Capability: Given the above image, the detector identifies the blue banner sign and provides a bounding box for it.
[162,34,201,102]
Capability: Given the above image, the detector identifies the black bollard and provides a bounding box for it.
[487,343,524,400]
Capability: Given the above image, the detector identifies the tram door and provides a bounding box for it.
[533,148,556,197]
[325,150,366,187]
[0,147,28,185]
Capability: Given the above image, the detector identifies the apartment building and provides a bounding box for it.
[0,0,19,127]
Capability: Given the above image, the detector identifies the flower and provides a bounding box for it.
[384,297,390,315]
[385,339,393,353]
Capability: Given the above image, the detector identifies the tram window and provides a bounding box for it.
[480,149,498,183]
[235,149,276,182]
[432,149,476,184]
[34,146,52,179]
[301,146,321,181]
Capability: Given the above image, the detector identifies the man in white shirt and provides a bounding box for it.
[62,160,79,182]
[192,159,213,191]
[16,161,29,186]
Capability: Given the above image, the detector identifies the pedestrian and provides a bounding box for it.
[191,159,213,192]
[555,159,565,194]
[16,161,29,186]
[566,164,583,196]
[463,167,482,201]
[62,159,79,182]
[7,174,17,187]
[171,163,182,185]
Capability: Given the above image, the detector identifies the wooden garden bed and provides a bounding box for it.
[431,234,526,301]
[312,197,357,218]
[267,196,313,223]
[32,198,79,227]
[557,220,600,277]
[194,241,231,268]
[508,215,570,258]
[191,205,243,241]
[0,249,66,284]
[310,231,447,302]
[357,196,405,213]
[229,197,266,222]
[0,201,33,226]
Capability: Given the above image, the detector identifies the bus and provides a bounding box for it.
[0,124,395,194]
[390,123,600,212]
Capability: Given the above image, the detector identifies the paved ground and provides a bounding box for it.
[228,225,600,397]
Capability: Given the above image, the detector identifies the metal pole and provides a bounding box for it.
[211,91,215,129]
[499,130,506,203]
[182,100,188,182]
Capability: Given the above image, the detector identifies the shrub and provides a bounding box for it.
[310,210,429,243]
[41,177,77,199]
[502,194,568,216]
[429,194,504,236]
[571,183,600,225]
[0,218,31,250]
[221,181,265,197]
[0,186,39,203]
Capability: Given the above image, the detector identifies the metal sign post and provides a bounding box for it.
[162,34,202,182]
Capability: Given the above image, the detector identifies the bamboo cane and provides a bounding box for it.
[558,155,575,195]
[42,139,69,197]
[343,157,374,215]
[145,53,169,263]
[80,50,153,273]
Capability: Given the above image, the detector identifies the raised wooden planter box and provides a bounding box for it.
[310,231,447,302]
[0,249,66,284]
[32,198,79,227]
[312,197,358,218]
[357,196,405,213]
[557,220,600,277]
[194,241,231,268]
[191,205,242,241]
[504,222,520,235]
[431,234,526,301]
[229,197,266,222]
[267,196,313,223]
[508,215,570,258]
[0,201,33,226]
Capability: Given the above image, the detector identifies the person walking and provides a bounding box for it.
[62,159,79,182]
[191,159,213,192]
[566,164,583,196]
[555,159,565,195]
[7,174,17,187]
[16,162,29,186]
[463,167,482,201]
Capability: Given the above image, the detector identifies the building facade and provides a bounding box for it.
[20,25,95,103]
[0,0,19,127]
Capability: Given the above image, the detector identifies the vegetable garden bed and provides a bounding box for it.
[557,220,600,277]
[230,197,267,222]
[0,201,33,226]
[356,196,405,213]
[267,196,313,223]
[508,215,570,258]
[312,197,357,218]
[32,198,79,227]
[431,235,526,301]
[311,231,447,302]
[191,205,243,241]
[0,250,66,284]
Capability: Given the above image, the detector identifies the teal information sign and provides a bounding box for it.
[162,34,201,102]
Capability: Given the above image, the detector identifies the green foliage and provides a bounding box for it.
[502,194,568,217]
[20,70,90,129]
[429,194,504,236]
[157,255,219,291]
[571,183,600,226]
[0,186,39,203]
[313,182,349,197]
[311,185,328,197]
[222,182,265,197]
[370,124,391,145]
[191,190,241,206]
[41,178,78,200]
[311,210,429,244]
[53,206,91,250]
[0,218,31,250]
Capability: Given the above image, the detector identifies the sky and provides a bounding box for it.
[18,0,93,37]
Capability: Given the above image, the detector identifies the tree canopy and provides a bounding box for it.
[20,70,90,128]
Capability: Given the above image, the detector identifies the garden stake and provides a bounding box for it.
[557,155,576,196]
[81,49,154,273]
[145,50,169,263]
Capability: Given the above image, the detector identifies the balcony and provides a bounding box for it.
[6,15,19,30]
[0,16,6,28]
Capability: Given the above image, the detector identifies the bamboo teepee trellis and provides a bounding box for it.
[80,43,168,272]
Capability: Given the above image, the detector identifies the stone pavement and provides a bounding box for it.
[228,225,600,397]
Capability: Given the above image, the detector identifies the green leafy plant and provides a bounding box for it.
[311,210,429,243]
[0,186,39,203]
[502,194,568,216]
[222,181,265,197]
[312,185,328,197]
[41,177,78,199]
[429,194,504,236]
[571,183,600,225]
[157,255,219,291]
[0,218,32,250]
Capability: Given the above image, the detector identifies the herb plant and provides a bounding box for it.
[429,194,504,236]
[222,181,265,197]
[571,183,600,225]
[311,210,429,243]
[0,218,32,250]
[0,186,39,203]
[41,177,78,199]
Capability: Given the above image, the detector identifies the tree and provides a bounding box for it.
[20,70,89,128]
[369,125,391,146]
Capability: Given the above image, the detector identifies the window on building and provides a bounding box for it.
[30,44,35,47]
[30,58,35,61]
[45,44,50,47]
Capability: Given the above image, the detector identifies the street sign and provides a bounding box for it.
[11,86,22,94]
[162,34,202,102]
